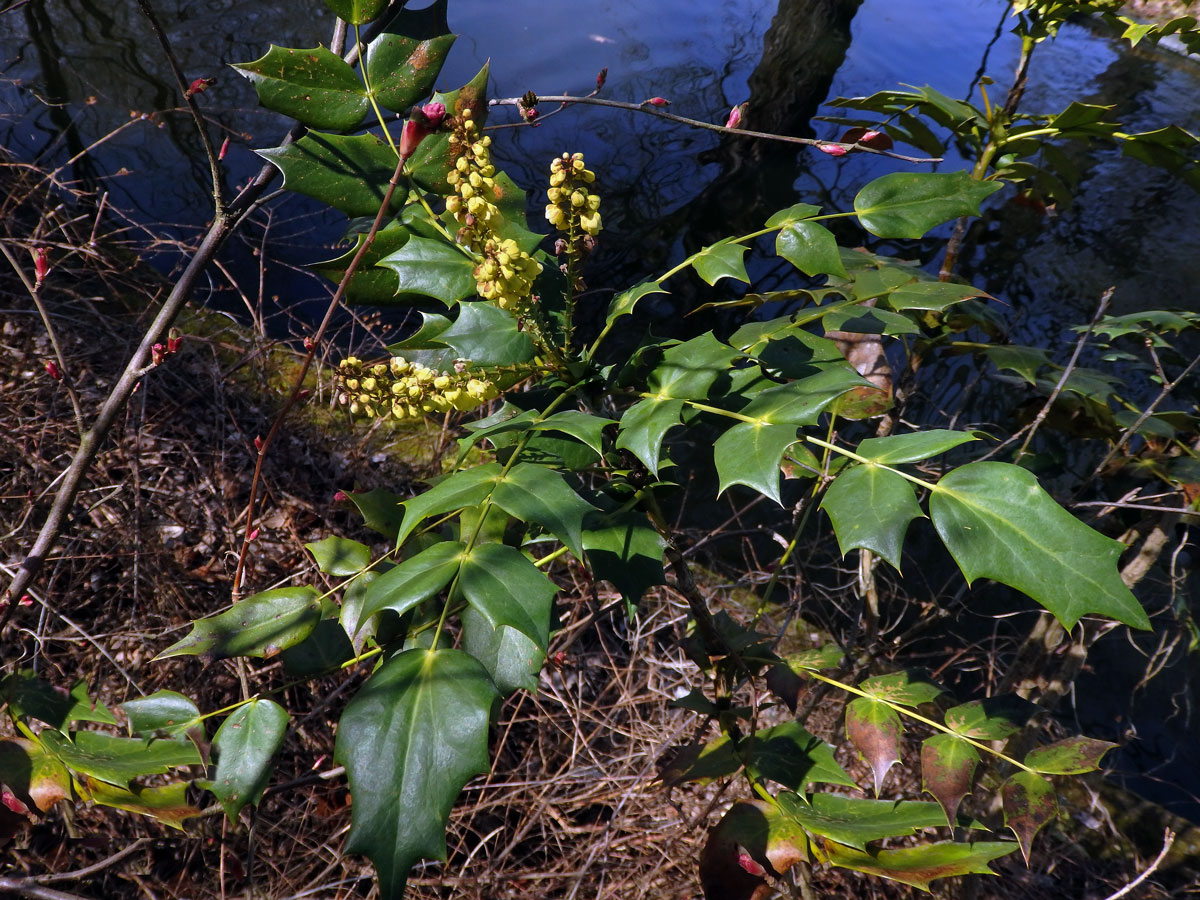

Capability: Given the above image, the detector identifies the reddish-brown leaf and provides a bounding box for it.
[1002,771,1058,864]
[921,733,979,825]
[845,697,902,796]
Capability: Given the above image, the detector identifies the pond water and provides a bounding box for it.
[2,0,1199,821]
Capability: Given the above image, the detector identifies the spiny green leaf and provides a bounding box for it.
[233,46,367,131]
[815,839,1016,891]
[334,649,497,898]
[313,220,411,306]
[714,422,801,504]
[845,698,902,796]
[581,510,668,606]
[647,333,741,400]
[859,670,945,706]
[780,792,950,851]
[0,737,72,813]
[821,305,920,336]
[854,430,980,464]
[281,619,356,676]
[365,1,456,113]
[1002,771,1057,864]
[378,235,476,305]
[394,464,504,549]
[854,171,1002,239]
[615,397,684,474]
[461,606,543,696]
[459,543,556,650]
[118,691,202,740]
[884,280,991,311]
[821,465,923,571]
[82,778,201,830]
[669,721,855,790]
[604,281,667,325]
[786,644,845,672]
[738,366,868,426]
[155,587,323,661]
[533,411,616,454]
[492,463,595,560]
[930,462,1150,629]
[1023,736,1117,775]
[765,203,821,226]
[210,699,289,820]
[692,238,750,286]
[306,535,372,577]
[324,0,387,25]
[436,303,535,366]
[41,730,201,788]
[944,695,1037,741]
[353,541,464,633]
[777,221,846,277]
[259,132,402,218]
[342,488,406,543]
[921,733,979,826]
[2,671,117,730]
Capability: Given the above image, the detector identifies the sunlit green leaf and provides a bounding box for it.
[859,670,945,707]
[815,839,1016,890]
[692,238,750,286]
[492,464,595,559]
[42,730,201,788]
[82,778,201,830]
[854,430,980,464]
[739,367,869,426]
[377,235,476,305]
[394,464,504,548]
[460,543,556,650]
[2,671,117,730]
[436,303,535,366]
[210,699,289,819]
[765,203,821,226]
[155,587,323,661]
[324,0,388,24]
[119,691,202,740]
[943,695,1037,741]
[885,280,991,311]
[0,737,72,813]
[1002,770,1057,864]
[462,606,543,696]
[1023,736,1117,775]
[259,132,402,217]
[365,1,456,112]
[854,171,1002,239]
[780,793,949,851]
[714,422,801,504]
[233,46,367,131]
[313,220,411,306]
[352,541,464,633]
[821,465,922,571]
[306,535,372,576]
[777,221,846,277]
[615,397,684,474]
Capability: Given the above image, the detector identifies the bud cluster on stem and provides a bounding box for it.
[337,355,503,421]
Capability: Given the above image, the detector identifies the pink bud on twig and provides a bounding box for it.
[253,435,264,452]
[33,247,50,285]
[247,528,259,542]
[218,137,230,160]
[646,97,669,107]
[333,491,348,503]
[818,142,849,157]
[596,68,608,90]
[151,343,165,366]
[44,360,62,381]
[724,104,744,130]
[185,77,216,99]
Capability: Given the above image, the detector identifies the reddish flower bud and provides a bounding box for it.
[44,359,61,380]
[33,247,49,285]
[421,101,447,128]
[166,335,180,354]
[151,343,165,366]
[185,77,216,99]
[724,105,743,130]
[736,850,767,878]
[297,388,312,401]
[218,137,230,160]
[838,127,893,151]
[247,528,259,542]
[646,96,669,107]
[19,595,33,607]
[596,67,608,90]
[818,142,849,157]
[333,491,348,503]
[2,789,29,815]
[253,435,264,452]
[523,106,539,122]
[400,118,431,159]
[303,336,315,350]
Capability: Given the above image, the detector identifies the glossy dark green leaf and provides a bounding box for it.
[2,671,117,730]
[885,280,991,311]
[815,839,1016,891]
[615,397,684,474]
[377,235,476,305]
[854,171,1002,239]
[765,202,821,226]
[647,333,741,401]
[436,303,535,366]
[692,238,750,285]
[859,669,945,706]
[821,305,920,336]
[259,132,402,218]
[854,430,980,464]
[407,64,490,194]
[281,618,356,676]
[365,3,456,112]
[210,698,289,819]
[714,422,801,504]
[461,605,543,696]
[845,697,902,796]
[739,367,869,426]
[604,280,667,325]
[352,541,464,633]
[1002,771,1057,864]
[780,792,949,851]
[1023,736,1117,775]
[306,535,372,576]
[394,464,504,549]
[930,462,1150,629]
[668,721,855,790]
[460,543,556,650]
[581,510,668,606]
[118,691,202,740]
[313,220,411,306]
[324,0,388,24]
[41,730,201,788]
[342,488,406,543]
[821,465,923,571]
[492,463,595,560]
[334,649,496,898]
[777,221,846,277]
[233,46,367,131]
[155,587,323,661]
[921,733,979,826]
[944,695,1037,741]
[534,411,616,454]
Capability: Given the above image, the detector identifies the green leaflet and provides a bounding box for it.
[210,698,289,819]
[378,235,477,305]
[394,464,504,548]
[930,462,1149,629]
[779,793,949,851]
[581,510,667,606]
[777,221,846,277]
[258,132,404,218]
[41,730,201,788]
[853,171,1002,239]
[821,465,923,571]
[459,542,556,650]
[815,840,1016,891]
[692,238,750,285]
[155,587,324,661]
[714,421,801,504]
[615,397,685,474]
[364,1,456,113]
[118,691,203,740]
[2,671,117,730]
[306,535,372,576]
[352,541,464,633]
[233,46,369,131]
[335,649,496,899]
[491,463,595,560]
[324,0,388,25]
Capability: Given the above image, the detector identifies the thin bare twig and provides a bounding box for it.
[0,878,96,900]
[1099,828,1175,900]
[34,839,152,884]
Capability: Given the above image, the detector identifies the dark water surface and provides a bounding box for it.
[2,1,1199,820]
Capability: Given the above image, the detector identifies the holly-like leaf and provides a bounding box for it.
[491,464,594,560]
[0,738,71,813]
[581,510,668,606]
[352,541,463,633]
[460,543,556,650]
[615,397,685,474]
[365,2,456,113]
[674,722,856,790]
[885,280,991,311]
[155,587,323,661]
[118,691,203,740]
[944,695,1037,741]
[306,535,372,577]
[815,838,1016,890]
[461,606,543,696]
[324,0,387,24]
[604,280,668,325]
[780,793,951,851]
[281,618,356,676]
[699,800,808,900]
[1,671,117,730]
[921,733,979,826]
[534,411,616,455]
[436,303,535,366]
[692,238,750,285]
[1023,736,1117,775]
[930,462,1150,629]
[210,699,289,820]
[786,644,845,672]
[41,731,201,788]
[821,305,920,336]
[714,422,801,504]
[394,463,504,549]
[81,778,201,830]
[313,220,411,306]
[739,367,869,426]
[854,430,980,465]
[854,171,1003,239]
[821,465,923,571]
[845,697,902,796]
[647,333,741,401]
[765,203,822,226]
[334,648,497,898]
[777,221,846,277]
[233,46,368,131]
[377,235,477,305]
[1002,771,1057,864]
[258,132,403,218]
[342,488,406,542]
[859,670,945,707]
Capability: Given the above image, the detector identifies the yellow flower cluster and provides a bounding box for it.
[337,356,499,421]
[445,109,542,311]
[545,152,601,236]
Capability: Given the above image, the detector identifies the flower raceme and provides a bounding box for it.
[545,152,601,237]
[337,356,501,421]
